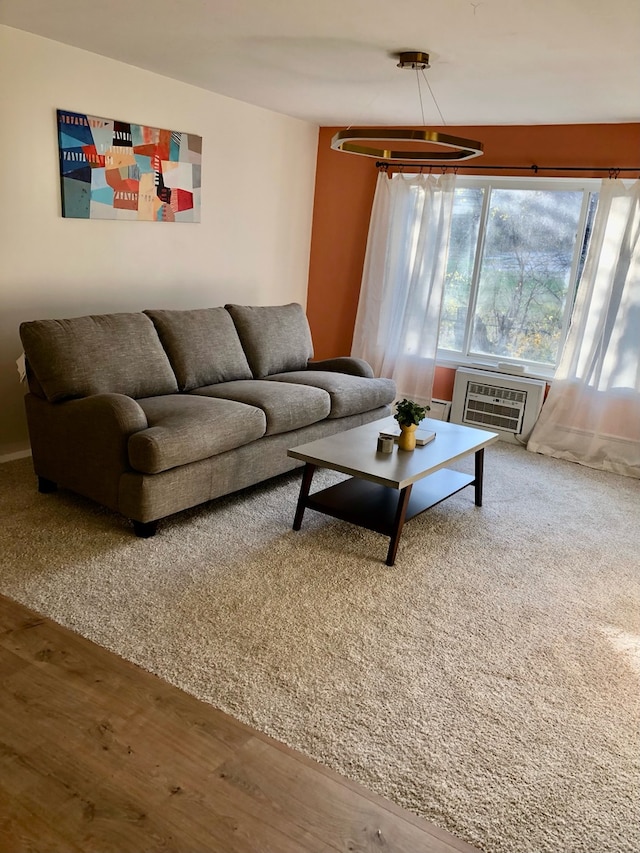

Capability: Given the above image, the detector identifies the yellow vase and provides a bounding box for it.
[398,423,417,451]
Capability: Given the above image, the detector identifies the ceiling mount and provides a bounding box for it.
[396,51,430,70]
[331,50,484,163]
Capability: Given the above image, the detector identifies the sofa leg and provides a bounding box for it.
[132,519,159,538]
[38,476,57,493]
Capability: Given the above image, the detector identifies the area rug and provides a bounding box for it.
[1,443,639,853]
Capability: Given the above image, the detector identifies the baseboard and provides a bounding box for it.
[429,399,451,422]
[0,449,32,464]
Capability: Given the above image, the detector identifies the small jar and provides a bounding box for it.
[377,434,394,453]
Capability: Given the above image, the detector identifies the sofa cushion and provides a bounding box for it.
[266,371,396,419]
[190,380,331,435]
[225,303,314,378]
[20,313,178,403]
[144,308,252,391]
[129,395,266,474]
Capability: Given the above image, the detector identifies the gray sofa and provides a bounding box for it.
[19,303,395,536]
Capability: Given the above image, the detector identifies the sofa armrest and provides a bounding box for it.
[65,392,149,431]
[307,357,374,378]
[24,392,148,512]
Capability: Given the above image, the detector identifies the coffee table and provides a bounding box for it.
[287,416,499,566]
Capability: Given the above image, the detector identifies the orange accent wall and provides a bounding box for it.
[306,123,640,397]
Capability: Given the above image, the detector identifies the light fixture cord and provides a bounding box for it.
[420,68,447,126]
[414,67,427,126]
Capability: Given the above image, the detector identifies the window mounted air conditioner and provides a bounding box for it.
[450,368,546,444]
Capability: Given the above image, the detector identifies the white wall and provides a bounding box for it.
[0,25,319,458]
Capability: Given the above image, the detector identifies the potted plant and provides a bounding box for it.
[394,398,430,451]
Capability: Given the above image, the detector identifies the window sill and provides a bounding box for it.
[436,356,554,383]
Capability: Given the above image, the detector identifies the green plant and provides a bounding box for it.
[394,398,430,427]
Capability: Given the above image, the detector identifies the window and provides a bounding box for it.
[438,177,599,377]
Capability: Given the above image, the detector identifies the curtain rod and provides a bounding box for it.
[375,162,640,175]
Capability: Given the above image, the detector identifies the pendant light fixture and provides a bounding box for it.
[331,51,483,162]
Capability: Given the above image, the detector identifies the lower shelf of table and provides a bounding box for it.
[304,468,475,537]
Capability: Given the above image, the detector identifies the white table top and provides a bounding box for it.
[288,416,499,489]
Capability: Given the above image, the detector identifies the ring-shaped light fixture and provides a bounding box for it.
[331,51,484,163]
[330,128,484,161]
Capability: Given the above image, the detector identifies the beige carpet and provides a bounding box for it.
[1,443,639,853]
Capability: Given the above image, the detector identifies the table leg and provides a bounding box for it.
[474,448,485,507]
[386,484,413,567]
[293,463,316,530]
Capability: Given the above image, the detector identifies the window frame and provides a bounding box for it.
[436,175,601,380]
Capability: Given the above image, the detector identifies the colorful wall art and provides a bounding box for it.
[57,110,202,222]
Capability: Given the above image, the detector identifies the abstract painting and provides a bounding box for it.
[57,109,201,222]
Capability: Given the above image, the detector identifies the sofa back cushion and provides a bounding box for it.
[225,303,314,379]
[19,312,178,402]
[145,307,252,391]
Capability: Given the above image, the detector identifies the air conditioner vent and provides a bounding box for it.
[469,382,527,404]
[464,381,527,432]
[451,368,546,443]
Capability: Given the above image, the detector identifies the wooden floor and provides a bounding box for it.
[0,593,479,853]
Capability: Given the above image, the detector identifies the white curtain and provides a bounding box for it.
[527,179,640,478]
[351,170,456,406]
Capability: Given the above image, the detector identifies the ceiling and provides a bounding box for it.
[2,0,639,127]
